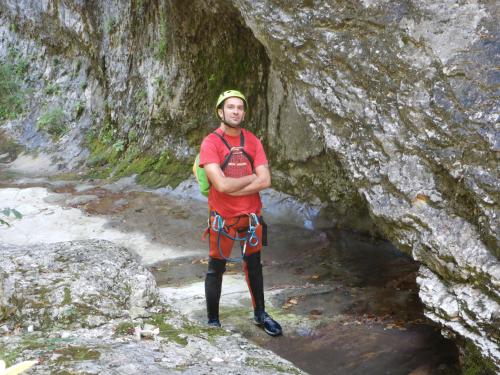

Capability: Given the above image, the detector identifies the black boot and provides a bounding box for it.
[245,252,282,337]
[205,257,226,327]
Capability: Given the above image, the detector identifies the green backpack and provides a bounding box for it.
[193,131,254,197]
[192,154,210,197]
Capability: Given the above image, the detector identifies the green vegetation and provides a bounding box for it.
[0,335,74,368]
[245,357,301,374]
[147,313,189,346]
[36,106,67,140]
[112,139,126,153]
[0,131,24,162]
[105,18,118,34]
[134,0,145,16]
[44,83,61,96]
[86,129,191,188]
[145,312,227,346]
[154,14,168,60]
[54,346,100,364]
[73,100,85,119]
[0,62,25,120]
[62,287,72,306]
[462,341,497,375]
[134,88,147,103]
[114,322,136,336]
[128,129,138,142]
[0,346,21,367]
[0,207,23,226]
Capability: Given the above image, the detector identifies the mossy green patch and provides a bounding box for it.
[0,335,74,368]
[86,137,121,168]
[62,287,72,305]
[154,12,168,60]
[37,105,67,141]
[54,346,100,364]
[0,346,21,367]
[461,340,497,375]
[114,321,136,336]
[133,150,191,189]
[181,319,228,341]
[20,336,73,352]
[245,356,301,374]
[0,305,16,322]
[145,312,228,346]
[0,131,24,163]
[146,313,188,346]
[87,138,191,189]
[44,83,61,96]
[0,54,26,121]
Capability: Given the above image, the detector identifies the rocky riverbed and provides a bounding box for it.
[0,160,462,374]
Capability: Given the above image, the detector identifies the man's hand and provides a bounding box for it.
[228,165,271,196]
[204,163,257,193]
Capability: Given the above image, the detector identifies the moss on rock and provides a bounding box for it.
[461,340,497,375]
[86,137,191,189]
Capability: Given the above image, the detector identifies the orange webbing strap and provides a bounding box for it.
[201,206,211,241]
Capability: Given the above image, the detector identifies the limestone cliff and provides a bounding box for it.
[0,0,498,370]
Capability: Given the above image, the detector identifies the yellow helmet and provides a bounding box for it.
[215,90,248,119]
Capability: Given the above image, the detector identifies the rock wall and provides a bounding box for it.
[231,0,499,368]
[0,0,498,369]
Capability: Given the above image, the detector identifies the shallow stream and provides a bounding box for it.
[0,170,460,375]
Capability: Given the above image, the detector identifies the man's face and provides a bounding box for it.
[219,97,245,127]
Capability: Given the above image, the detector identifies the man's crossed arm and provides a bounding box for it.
[203,163,271,196]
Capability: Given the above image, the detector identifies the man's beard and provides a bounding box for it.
[222,114,242,128]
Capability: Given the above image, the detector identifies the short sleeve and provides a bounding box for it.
[199,136,220,167]
[253,137,268,168]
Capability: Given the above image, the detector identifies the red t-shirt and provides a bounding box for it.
[199,128,268,217]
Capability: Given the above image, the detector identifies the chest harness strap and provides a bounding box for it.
[212,130,254,173]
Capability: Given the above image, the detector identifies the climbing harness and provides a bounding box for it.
[210,212,260,263]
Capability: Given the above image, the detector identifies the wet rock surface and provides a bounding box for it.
[0,240,304,375]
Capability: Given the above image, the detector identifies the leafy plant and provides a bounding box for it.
[0,208,23,226]
[128,129,138,142]
[134,89,147,103]
[36,106,67,140]
[154,13,168,60]
[112,139,126,152]
[73,100,85,118]
[44,83,61,96]
[0,62,24,120]
[105,18,118,34]
[99,120,117,145]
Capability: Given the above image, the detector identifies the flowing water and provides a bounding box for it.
[0,170,460,375]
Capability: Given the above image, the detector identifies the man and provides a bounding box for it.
[198,90,282,336]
